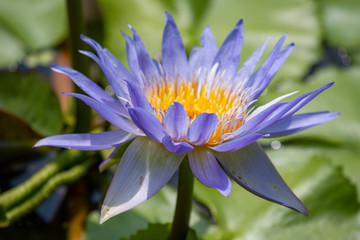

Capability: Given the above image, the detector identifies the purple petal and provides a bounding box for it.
[162,12,188,80]
[210,133,264,152]
[164,102,188,141]
[98,146,120,172]
[245,34,287,96]
[128,107,167,143]
[34,129,135,150]
[162,136,193,155]
[100,137,184,223]
[122,31,145,88]
[80,35,133,100]
[188,148,232,197]
[63,92,141,135]
[50,64,128,118]
[235,38,269,83]
[260,111,340,137]
[214,142,309,216]
[125,80,152,113]
[189,26,218,74]
[128,25,160,81]
[213,19,244,80]
[187,113,218,146]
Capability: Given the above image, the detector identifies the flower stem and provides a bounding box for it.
[168,157,194,240]
[66,0,91,133]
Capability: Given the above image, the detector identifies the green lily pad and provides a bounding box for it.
[0,72,62,137]
[0,0,67,68]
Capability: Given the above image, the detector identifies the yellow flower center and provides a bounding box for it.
[146,68,251,145]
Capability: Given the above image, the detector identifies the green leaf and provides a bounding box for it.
[0,72,62,137]
[318,0,360,48]
[120,223,197,240]
[0,0,67,67]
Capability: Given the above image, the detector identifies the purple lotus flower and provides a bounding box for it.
[35,12,338,223]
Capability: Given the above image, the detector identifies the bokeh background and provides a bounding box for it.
[0,0,360,239]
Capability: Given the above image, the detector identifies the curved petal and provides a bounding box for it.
[126,80,152,113]
[98,146,120,172]
[34,129,135,150]
[63,92,141,135]
[187,113,218,146]
[189,26,218,74]
[100,137,185,223]
[213,19,244,80]
[128,25,159,82]
[188,148,232,197]
[162,12,188,80]
[80,35,133,100]
[164,101,188,141]
[128,107,167,143]
[210,133,264,152]
[50,64,128,118]
[162,136,193,155]
[214,142,309,216]
[260,111,340,137]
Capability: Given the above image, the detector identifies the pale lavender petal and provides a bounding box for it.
[123,31,144,88]
[188,148,232,197]
[210,133,264,152]
[128,25,160,81]
[187,113,218,146]
[50,64,128,118]
[128,107,167,143]
[235,38,269,83]
[189,26,218,73]
[213,19,244,80]
[34,129,135,150]
[164,101,188,141]
[63,92,141,135]
[162,136,193,155]
[125,80,152,113]
[260,111,340,137]
[214,142,309,216]
[100,137,185,223]
[162,12,188,80]
[80,35,132,100]
[245,34,287,94]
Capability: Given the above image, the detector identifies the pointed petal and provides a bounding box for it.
[128,107,167,143]
[214,142,309,216]
[189,26,218,73]
[164,102,188,141]
[34,129,135,150]
[162,136,193,155]
[260,111,340,137]
[100,137,184,223]
[213,19,244,80]
[162,12,188,79]
[128,25,159,81]
[80,35,133,100]
[63,92,141,135]
[122,31,145,88]
[125,80,152,113]
[210,133,264,152]
[50,64,128,118]
[188,148,232,197]
[187,113,218,146]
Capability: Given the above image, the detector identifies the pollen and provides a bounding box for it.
[146,65,253,145]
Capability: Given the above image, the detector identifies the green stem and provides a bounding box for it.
[0,158,92,227]
[168,158,194,240]
[0,151,80,211]
[66,0,91,133]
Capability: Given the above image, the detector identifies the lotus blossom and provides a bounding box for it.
[35,12,338,223]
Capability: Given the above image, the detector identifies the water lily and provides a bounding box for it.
[35,12,338,223]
